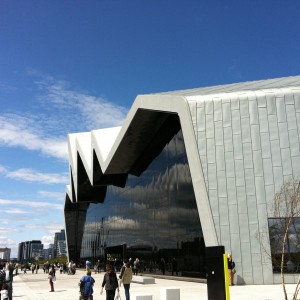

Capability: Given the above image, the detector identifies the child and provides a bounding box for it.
[1,283,9,300]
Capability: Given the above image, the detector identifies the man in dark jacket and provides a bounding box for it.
[100,264,119,300]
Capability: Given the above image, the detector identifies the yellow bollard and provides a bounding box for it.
[223,254,230,300]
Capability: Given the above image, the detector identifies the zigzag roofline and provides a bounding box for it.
[66,93,219,246]
[65,75,300,247]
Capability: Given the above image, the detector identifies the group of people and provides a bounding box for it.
[79,260,133,300]
[76,253,236,300]
[43,261,68,274]
[31,263,39,274]
[3,253,235,298]
[78,256,179,300]
[0,253,236,299]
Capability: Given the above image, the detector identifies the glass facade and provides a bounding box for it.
[80,128,205,277]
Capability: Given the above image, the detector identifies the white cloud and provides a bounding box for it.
[0,165,8,174]
[0,165,68,185]
[0,73,128,162]
[26,223,64,235]
[0,83,17,93]
[3,209,29,214]
[41,235,55,248]
[0,115,68,161]
[38,190,65,200]
[0,237,17,257]
[0,229,18,234]
[34,74,128,130]
[5,168,69,184]
[80,96,127,129]
[0,198,63,211]
[21,224,65,249]
[0,237,18,258]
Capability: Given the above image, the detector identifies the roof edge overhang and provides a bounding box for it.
[66,94,218,246]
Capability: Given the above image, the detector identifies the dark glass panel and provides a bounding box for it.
[80,125,205,278]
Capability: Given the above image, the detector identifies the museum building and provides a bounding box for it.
[64,75,300,285]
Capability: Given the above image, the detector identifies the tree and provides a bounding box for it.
[268,177,300,300]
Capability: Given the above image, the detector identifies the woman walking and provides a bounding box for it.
[120,262,133,300]
[48,265,56,292]
[100,264,119,300]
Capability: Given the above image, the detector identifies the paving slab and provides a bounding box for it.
[12,269,299,300]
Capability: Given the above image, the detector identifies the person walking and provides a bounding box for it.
[100,264,119,300]
[72,261,77,275]
[31,263,35,274]
[63,262,67,274]
[14,263,19,276]
[94,263,98,274]
[35,263,39,274]
[48,265,56,292]
[97,260,101,274]
[133,258,139,276]
[119,262,133,300]
[160,258,166,275]
[45,261,50,274]
[85,260,92,272]
[79,270,95,300]
[5,262,13,300]
[171,257,178,276]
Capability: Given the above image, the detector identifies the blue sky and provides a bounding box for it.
[0,1,300,258]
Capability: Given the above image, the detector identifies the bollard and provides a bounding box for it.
[160,287,180,300]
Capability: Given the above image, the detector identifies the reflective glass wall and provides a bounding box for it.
[80,127,205,278]
[268,217,300,273]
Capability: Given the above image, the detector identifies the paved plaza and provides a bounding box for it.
[12,268,299,300]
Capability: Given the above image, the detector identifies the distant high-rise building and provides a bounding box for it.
[57,240,67,257]
[18,241,42,261]
[53,229,66,258]
[0,248,11,260]
[31,243,43,260]
[43,244,55,260]
[48,244,55,259]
